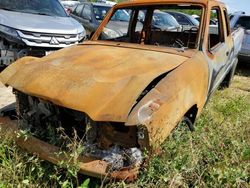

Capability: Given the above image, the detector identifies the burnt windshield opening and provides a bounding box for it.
[97,4,203,49]
[0,0,67,17]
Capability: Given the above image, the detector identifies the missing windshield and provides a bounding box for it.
[97,4,203,49]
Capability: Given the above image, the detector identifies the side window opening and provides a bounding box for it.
[177,14,191,25]
[208,7,225,50]
[223,9,230,36]
[74,4,84,17]
[82,4,91,20]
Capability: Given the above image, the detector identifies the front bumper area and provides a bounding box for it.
[0,117,139,182]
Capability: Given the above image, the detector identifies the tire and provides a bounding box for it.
[178,116,195,132]
[220,60,238,88]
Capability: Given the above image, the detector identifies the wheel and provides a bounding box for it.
[178,116,195,132]
[220,60,238,88]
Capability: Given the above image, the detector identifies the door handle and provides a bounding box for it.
[226,51,229,56]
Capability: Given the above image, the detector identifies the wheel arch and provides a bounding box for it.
[183,104,199,124]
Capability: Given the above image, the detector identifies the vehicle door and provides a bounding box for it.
[81,4,95,36]
[205,6,232,94]
[222,8,234,73]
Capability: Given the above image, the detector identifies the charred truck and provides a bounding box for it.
[0,0,244,182]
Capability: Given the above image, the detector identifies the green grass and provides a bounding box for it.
[133,90,250,187]
[0,74,249,187]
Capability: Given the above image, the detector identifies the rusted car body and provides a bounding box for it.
[0,0,244,181]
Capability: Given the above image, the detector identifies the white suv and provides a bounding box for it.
[0,0,86,67]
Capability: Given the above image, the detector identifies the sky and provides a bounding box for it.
[221,0,250,14]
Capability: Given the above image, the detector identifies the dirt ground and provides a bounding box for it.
[0,83,15,109]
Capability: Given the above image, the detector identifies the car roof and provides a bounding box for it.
[80,2,112,7]
[117,0,224,7]
[167,11,190,16]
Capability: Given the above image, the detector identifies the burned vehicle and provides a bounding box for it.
[0,0,244,182]
[0,0,85,68]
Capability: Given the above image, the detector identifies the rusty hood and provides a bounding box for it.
[0,42,190,122]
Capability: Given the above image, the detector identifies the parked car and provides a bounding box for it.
[230,12,250,62]
[71,2,181,38]
[166,11,200,30]
[0,0,244,181]
[193,15,218,25]
[0,0,86,68]
[144,10,182,31]
[70,2,113,37]
[97,0,116,6]
[229,11,246,21]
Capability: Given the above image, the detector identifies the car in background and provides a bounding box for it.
[141,10,182,32]
[229,11,246,21]
[60,0,81,14]
[0,0,86,68]
[97,0,116,6]
[70,2,112,38]
[71,2,181,38]
[193,15,217,25]
[165,11,199,30]
[231,12,250,62]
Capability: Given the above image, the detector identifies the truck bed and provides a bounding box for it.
[232,27,244,57]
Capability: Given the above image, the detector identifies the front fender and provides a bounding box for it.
[125,52,209,147]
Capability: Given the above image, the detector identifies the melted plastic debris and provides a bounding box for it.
[84,145,143,171]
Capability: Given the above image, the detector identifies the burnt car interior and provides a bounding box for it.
[98,4,203,49]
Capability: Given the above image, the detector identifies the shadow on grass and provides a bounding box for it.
[236,60,250,77]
